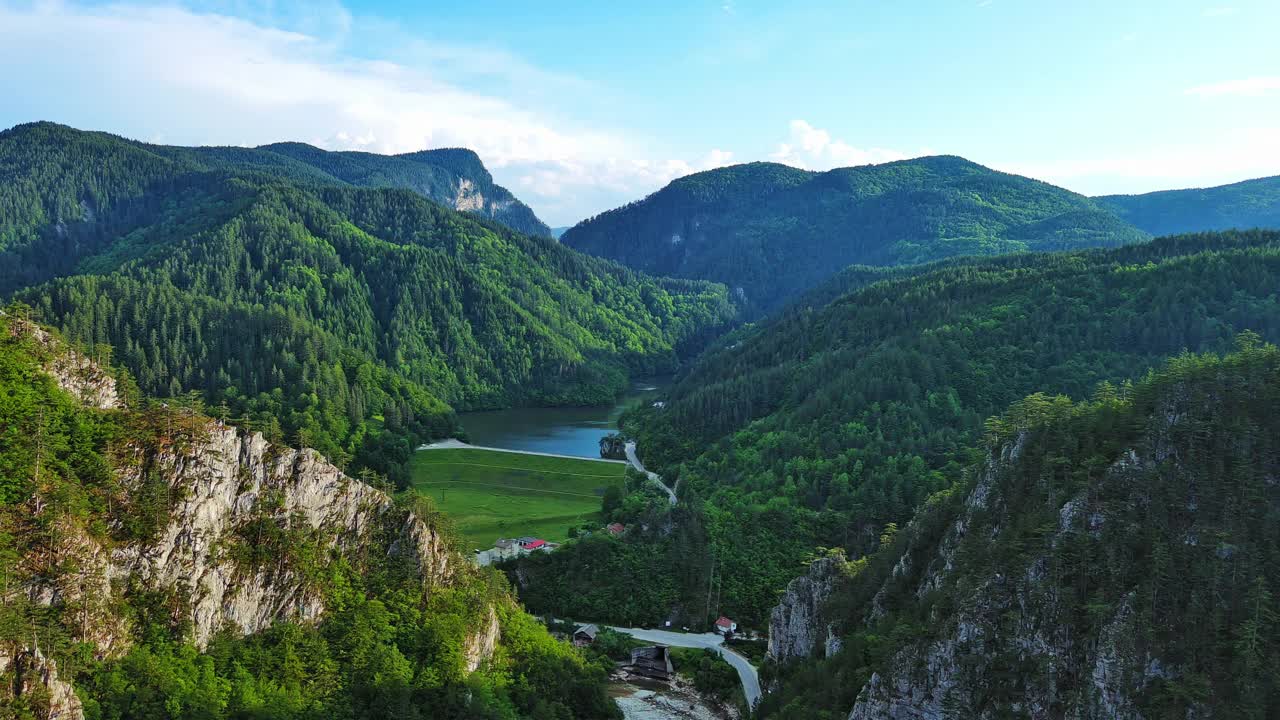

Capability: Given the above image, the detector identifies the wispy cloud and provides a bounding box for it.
[998,126,1280,194]
[1202,6,1238,17]
[770,120,921,170]
[1186,76,1280,97]
[0,1,723,225]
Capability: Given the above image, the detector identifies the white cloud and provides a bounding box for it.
[1202,6,1238,17]
[1186,76,1280,97]
[770,120,921,170]
[0,1,721,225]
[997,126,1280,195]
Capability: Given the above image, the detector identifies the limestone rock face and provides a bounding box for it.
[16,318,121,410]
[107,424,454,647]
[768,556,844,664]
[843,429,1187,720]
[0,646,84,720]
[12,322,498,719]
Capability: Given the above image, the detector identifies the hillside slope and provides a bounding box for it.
[509,230,1280,629]
[562,156,1148,314]
[1097,174,1280,236]
[254,142,551,236]
[0,121,549,236]
[0,313,619,720]
[0,122,734,485]
[760,341,1280,719]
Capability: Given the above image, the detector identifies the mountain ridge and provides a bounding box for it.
[1096,173,1280,236]
[561,155,1148,314]
[2,121,551,236]
[0,122,734,487]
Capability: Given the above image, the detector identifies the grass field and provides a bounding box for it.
[409,448,626,548]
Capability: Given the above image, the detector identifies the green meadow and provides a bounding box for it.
[409,448,627,548]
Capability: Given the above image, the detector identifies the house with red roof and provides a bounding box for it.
[606,522,625,536]
[714,616,737,635]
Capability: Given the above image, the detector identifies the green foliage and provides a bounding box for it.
[0,122,734,486]
[79,584,623,720]
[585,628,644,662]
[408,448,625,547]
[563,156,1149,315]
[251,141,552,236]
[0,313,620,720]
[760,340,1280,718]
[1098,173,1280,236]
[669,648,741,704]
[517,229,1280,629]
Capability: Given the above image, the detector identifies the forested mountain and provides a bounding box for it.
[0,122,734,485]
[250,142,552,236]
[0,121,550,236]
[1097,173,1280,237]
[0,313,620,720]
[561,156,1148,314]
[508,229,1280,629]
[759,340,1280,719]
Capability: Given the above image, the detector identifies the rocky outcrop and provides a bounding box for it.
[0,646,84,719]
[108,424,456,647]
[843,425,1200,719]
[464,607,501,673]
[768,556,845,663]
[12,318,121,411]
[12,322,498,718]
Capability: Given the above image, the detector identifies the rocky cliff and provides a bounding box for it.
[0,646,83,720]
[844,434,1163,720]
[768,556,845,664]
[759,344,1280,719]
[4,318,497,718]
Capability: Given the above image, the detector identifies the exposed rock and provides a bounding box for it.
[464,607,501,672]
[843,422,1207,719]
[15,319,120,410]
[107,423,457,647]
[0,645,84,720]
[768,556,844,663]
[10,323,498,717]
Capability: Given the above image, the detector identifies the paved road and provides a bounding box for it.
[624,441,677,505]
[416,438,626,464]
[606,626,761,709]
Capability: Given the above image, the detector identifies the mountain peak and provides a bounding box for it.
[563,154,1146,314]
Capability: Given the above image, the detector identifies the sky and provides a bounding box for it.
[2,0,1278,226]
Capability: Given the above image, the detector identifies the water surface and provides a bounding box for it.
[457,378,669,458]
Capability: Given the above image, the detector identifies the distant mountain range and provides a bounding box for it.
[561,156,1149,315]
[0,122,550,237]
[0,121,732,485]
[562,157,1280,315]
[1095,174,1280,237]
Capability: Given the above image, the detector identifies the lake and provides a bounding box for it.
[456,378,668,459]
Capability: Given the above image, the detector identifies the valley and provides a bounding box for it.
[3,111,1280,720]
[410,446,625,547]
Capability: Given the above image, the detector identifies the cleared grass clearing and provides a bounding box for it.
[410,448,626,548]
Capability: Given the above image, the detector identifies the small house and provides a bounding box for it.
[714,616,737,635]
[627,645,674,681]
[520,538,547,550]
[606,523,625,536]
[572,624,599,647]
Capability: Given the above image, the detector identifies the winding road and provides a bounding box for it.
[606,625,761,709]
[624,441,677,505]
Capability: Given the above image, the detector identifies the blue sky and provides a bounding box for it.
[2,0,1278,225]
